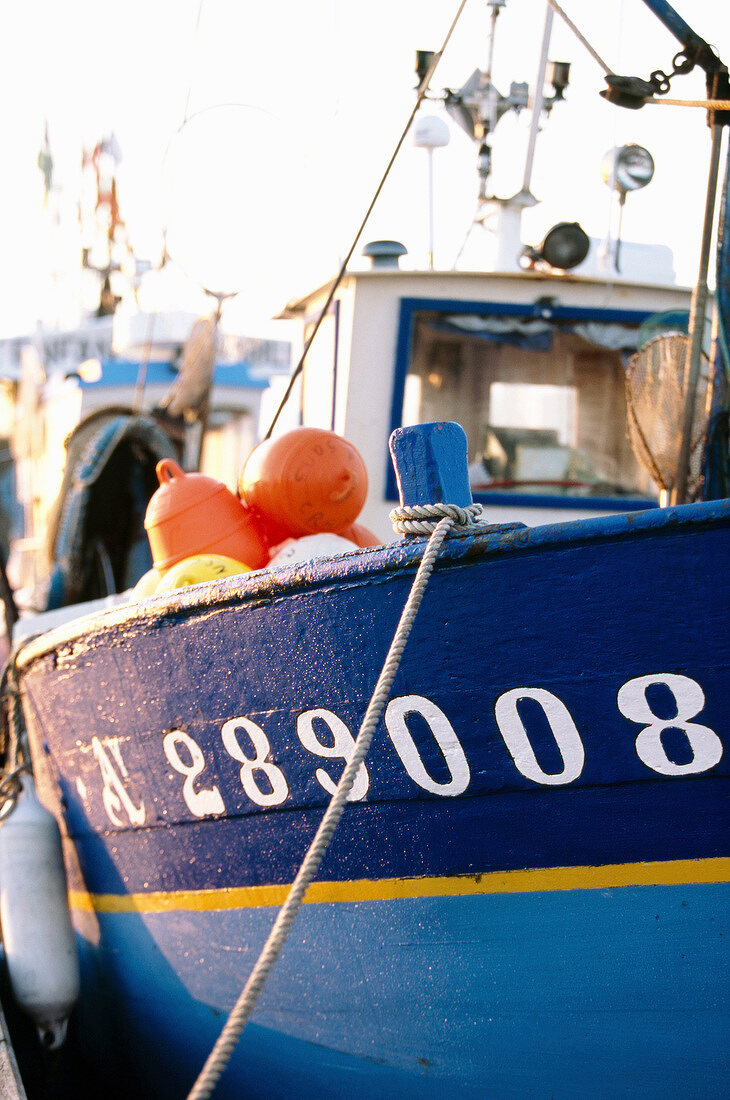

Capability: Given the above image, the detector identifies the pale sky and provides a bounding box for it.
[0,0,727,339]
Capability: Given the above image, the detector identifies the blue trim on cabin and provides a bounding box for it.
[386,296,656,508]
[474,489,656,510]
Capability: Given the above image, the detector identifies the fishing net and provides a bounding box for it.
[625,332,709,495]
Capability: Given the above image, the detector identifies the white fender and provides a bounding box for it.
[0,775,80,1049]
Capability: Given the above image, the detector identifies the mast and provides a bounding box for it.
[444,0,570,270]
[672,125,724,504]
[631,1,730,503]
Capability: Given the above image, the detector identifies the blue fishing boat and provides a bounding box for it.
[10,434,730,1098]
[0,1,728,1097]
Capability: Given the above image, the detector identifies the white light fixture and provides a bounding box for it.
[601,144,655,199]
[600,144,655,273]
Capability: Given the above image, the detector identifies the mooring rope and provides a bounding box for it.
[186,503,473,1099]
[646,98,730,109]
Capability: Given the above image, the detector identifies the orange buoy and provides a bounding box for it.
[145,459,270,572]
[336,522,381,548]
[239,428,368,539]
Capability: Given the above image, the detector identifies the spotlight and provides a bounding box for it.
[546,61,571,101]
[415,50,435,88]
[601,144,655,198]
[521,222,590,272]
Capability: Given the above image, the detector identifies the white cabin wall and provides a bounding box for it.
[288,269,694,542]
[336,279,401,541]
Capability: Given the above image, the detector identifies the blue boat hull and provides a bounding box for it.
[18,499,730,1096]
[77,884,727,1098]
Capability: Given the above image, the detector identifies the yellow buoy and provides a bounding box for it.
[131,566,164,599]
[155,554,251,592]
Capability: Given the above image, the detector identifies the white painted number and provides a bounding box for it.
[617,673,723,776]
[221,717,289,807]
[384,695,470,796]
[92,736,146,827]
[296,709,369,800]
[162,730,225,817]
[144,671,721,825]
[494,688,585,786]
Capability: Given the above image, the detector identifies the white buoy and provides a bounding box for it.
[0,775,80,1049]
[268,533,358,569]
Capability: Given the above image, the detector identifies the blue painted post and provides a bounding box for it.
[389,422,473,508]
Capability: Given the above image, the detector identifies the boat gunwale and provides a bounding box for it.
[14,496,730,671]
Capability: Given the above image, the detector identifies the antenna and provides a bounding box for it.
[412,115,450,269]
[438,0,570,270]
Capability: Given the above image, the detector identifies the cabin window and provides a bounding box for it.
[403,310,654,500]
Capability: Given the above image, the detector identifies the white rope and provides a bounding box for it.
[187,507,460,1099]
[646,97,730,109]
[390,501,484,537]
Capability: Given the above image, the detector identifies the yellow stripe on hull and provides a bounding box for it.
[69,856,730,915]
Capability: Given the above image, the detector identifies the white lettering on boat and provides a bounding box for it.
[162,729,225,817]
[384,694,471,796]
[296,708,369,800]
[493,687,586,786]
[220,717,290,807]
[617,673,724,776]
[91,736,146,827]
[88,673,724,825]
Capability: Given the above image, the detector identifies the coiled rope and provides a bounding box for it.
[390,501,484,537]
[187,503,479,1099]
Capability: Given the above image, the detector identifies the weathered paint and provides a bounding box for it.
[17,493,730,1097]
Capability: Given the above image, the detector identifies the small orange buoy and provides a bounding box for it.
[145,459,270,571]
[239,428,368,538]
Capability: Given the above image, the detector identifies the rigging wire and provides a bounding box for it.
[262,0,470,441]
[545,0,611,74]
[135,0,207,415]
[182,0,207,126]
[160,101,277,295]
